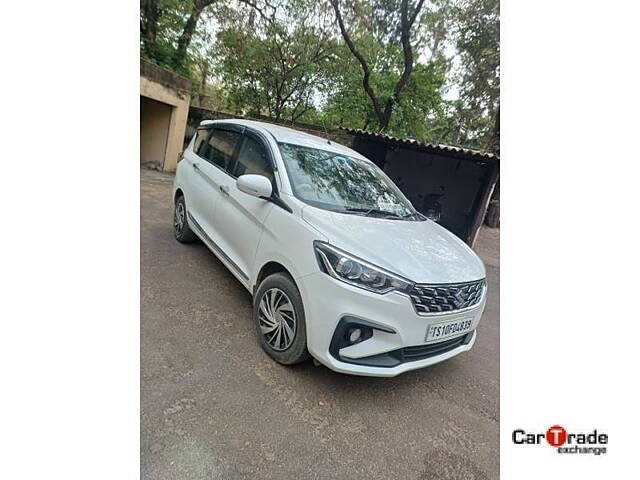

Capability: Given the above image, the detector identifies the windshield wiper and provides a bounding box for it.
[399,211,425,220]
[344,207,403,219]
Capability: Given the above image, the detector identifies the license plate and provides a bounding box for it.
[425,317,474,342]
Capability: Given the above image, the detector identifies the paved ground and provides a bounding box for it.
[141,168,499,480]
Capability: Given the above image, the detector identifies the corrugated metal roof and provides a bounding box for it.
[339,127,498,161]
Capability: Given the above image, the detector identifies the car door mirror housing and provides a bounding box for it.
[237,174,273,199]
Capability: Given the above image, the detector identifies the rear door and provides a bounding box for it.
[188,125,244,248]
[214,130,277,281]
[181,127,212,227]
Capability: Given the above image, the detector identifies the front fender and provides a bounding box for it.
[251,205,327,290]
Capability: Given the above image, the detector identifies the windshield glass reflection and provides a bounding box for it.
[278,143,421,220]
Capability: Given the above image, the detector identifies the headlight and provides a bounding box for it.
[313,241,413,294]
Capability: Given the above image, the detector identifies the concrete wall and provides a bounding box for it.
[140,60,191,172]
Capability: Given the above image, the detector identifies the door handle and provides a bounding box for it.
[193,162,200,171]
[219,185,230,195]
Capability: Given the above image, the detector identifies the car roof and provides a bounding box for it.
[208,119,368,160]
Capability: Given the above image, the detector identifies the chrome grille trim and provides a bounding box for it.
[408,279,486,316]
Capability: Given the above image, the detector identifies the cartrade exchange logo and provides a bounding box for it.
[512,425,608,455]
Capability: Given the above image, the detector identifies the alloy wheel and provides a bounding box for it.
[174,201,185,235]
[258,288,297,351]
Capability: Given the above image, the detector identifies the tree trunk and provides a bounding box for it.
[329,0,385,127]
[173,4,206,70]
[378,0,425,131]
[329,0,425,133]
[141,0,160,58]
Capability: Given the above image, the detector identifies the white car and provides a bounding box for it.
[173,119,486,377]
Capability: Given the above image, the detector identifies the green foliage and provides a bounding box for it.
[213,0,337,122]
[323,54,449,142]
[319,1,451,142]
[140,0,500,150]
[140,0,196,76]
[451,0,500,147]
[215,23,335,121]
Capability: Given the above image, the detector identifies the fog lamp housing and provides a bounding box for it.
[329,317,396,361]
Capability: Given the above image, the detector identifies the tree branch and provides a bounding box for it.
[329,0,385,126]
[381,0,426,128]
[330,0,425,131]
[408,0,426,28]
[173,0,217,69]
[237,0,277,24]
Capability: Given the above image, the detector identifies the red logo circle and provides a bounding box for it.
[546,425,567,447]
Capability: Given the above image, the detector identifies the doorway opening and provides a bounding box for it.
[140,96,173,170]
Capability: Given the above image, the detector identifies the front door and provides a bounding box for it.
[214,130,277,281]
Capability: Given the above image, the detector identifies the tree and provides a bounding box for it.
[140,0,161,58]
[328,0,427,131]
[139,0,229,75]
[451,0,499,146]
[140,0,204,74]
[172,0,218,70]
[139,0,499,152]
[324,50,447,140]
[214,0,337,122]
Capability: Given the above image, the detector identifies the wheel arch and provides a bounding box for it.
[174,187,184,203]
[253,261,295,295]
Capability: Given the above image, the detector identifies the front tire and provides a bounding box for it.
[253,273,310,365]
[173,195,197,243]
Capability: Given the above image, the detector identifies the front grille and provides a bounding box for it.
[409,279,485,314]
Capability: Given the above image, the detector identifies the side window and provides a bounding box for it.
[200,129,242,171]
[234,135,274,184]
[193,128,209,155]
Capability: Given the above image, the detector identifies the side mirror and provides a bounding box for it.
[237,174,273,199]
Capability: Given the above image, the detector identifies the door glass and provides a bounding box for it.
[200,129,242,171]
[234,136,274,184]
[193,128,209,155]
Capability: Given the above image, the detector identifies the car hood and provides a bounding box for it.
[302,206,485,284]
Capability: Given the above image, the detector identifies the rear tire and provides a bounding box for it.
[253,273,310,365]
[173,195,197,243]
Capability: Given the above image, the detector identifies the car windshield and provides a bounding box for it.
[278,142,421,219]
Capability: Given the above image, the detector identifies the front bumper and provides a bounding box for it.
[297,271,486,377]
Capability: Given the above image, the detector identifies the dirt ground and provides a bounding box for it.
[141,168,499,480]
